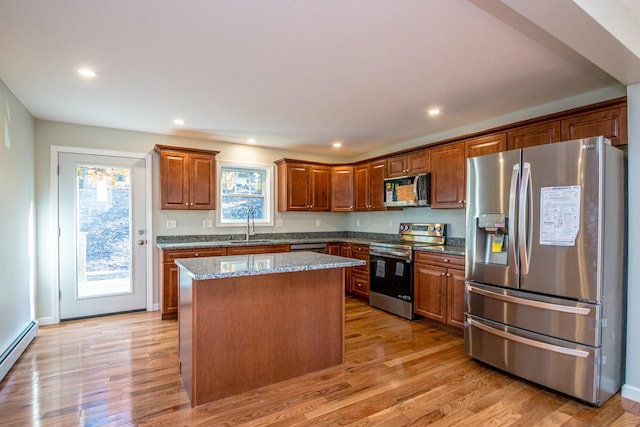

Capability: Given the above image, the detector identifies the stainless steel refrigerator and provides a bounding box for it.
[464,136,625,406]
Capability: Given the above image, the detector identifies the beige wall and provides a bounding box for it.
[0,80,35,355]
[34,120,352,321]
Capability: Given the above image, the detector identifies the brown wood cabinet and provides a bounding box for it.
[465,133,507,158]
[430,142,465,209]
[349,243,370,298]
[340,243,352,292]
[160,244,290,319]
[331,166,354,211]
[560,105,627,146]
[159,247,227,319]
[354,160,386,211]
[276,161,331,211]
[155,145,219,210]
[507,121,560,150]
[325,242,341,255]
[413,251,465,329]
[386,149,430,177]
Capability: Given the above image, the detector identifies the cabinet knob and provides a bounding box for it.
[446,273,451,277]
[444,259,449,262]
[441,272,446,276]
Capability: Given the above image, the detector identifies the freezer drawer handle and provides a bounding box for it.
[467,284,591,315]
[468,317,590,358]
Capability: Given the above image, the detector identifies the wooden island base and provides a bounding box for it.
[179,267,345,406]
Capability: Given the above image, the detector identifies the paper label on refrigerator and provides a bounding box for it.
[539,186,581,246]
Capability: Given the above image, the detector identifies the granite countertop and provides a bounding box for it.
[157,237,380,251]
[175,252,366,280]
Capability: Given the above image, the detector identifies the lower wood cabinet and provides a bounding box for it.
[159,247,227,320]
[325,242,341,255]
[350,244,370,298]
[159,244,290,319]
[413,251,465,329]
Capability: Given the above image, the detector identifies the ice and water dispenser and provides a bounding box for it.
[474,213,509,266]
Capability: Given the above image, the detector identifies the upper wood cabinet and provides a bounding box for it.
[354,160,386,211]
[430,142,465,209]
[331,166,354,212]
[386,149,430,177]
[465,133,507,158]
[507,121,560,150]
[560,105,627,147]
[276,161,331,211]
[155,145,219,210]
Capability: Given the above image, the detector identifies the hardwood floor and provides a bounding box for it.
[1,296,639,426]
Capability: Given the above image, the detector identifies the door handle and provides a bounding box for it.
[509,163,519,276]
[137,239,146,246]
[519,162,532,275]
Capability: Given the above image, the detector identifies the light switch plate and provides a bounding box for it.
[315,219,321,227]
[203,219,212,228]
[276,219,283,227]
[166,219,176,229]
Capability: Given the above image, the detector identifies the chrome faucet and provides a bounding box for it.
[246,208,256,241]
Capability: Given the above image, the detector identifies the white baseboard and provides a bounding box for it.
[37,316,57,326]
[622,384,640,404]
[151,303,159,311]
[0,320,38,382]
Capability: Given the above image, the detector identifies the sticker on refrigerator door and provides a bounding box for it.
[375,260,386,277]
[539,185,580,246]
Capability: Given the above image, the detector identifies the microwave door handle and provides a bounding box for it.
[509,164,519,276]
[413,176,419,202]
[519,162,532,275]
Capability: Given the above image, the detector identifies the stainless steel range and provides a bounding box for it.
[369,223,446,319]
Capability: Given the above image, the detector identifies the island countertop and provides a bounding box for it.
[175,251,366,280]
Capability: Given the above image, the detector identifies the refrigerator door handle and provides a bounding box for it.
[467,317,590,358]
[509,164,520,275]
[519,162,532,275]
[467,284,592,315]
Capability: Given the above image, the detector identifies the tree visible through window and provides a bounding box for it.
[219,163,272,224]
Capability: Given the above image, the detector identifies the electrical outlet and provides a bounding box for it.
[166,220,176,229]
[388,219,393,227]
[315,219,321,227]
[203,219,212,228]
[356,219,360,227]
[276,219,284,227]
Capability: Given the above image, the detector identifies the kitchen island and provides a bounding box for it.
[175,251,365,407]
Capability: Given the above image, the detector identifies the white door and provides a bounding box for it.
[58,152,147,320]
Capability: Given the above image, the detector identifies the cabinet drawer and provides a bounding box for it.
[351,244,370,274]
[351,272,370,298]
[161,247,227,263]
[414,251,464,268]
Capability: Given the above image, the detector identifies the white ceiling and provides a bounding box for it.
[0,0,638,158]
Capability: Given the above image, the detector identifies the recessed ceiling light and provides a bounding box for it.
[77,68,97,78]
[332,142,342,148]
[427,108,441,116]
[248,138,256,144]
[173,118,185,126]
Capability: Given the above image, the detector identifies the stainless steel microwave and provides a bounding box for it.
[383,173,430,207]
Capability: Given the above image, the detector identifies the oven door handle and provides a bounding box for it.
[370,250,411,261]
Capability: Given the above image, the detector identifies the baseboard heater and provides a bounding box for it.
[0,320,39,382]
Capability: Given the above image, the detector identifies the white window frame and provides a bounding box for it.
[216,161,274,227]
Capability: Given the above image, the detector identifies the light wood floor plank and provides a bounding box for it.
[1,296,638,426]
